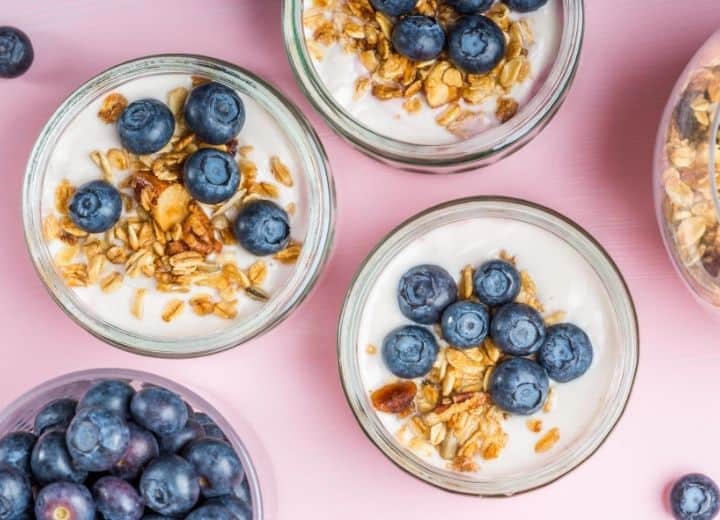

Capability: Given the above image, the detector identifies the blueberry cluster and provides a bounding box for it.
[384,259,593,416]
[0,379,252,519]
[369,0,547,73]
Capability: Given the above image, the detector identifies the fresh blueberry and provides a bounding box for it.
[66,406,130,472]
[34,397,77,434]
[502,0,548,12]
[0,432,36,476]
[185,403,196,421]
[670,474,719,520]
[186,504,233,520]
[35,482,95,520]
[31,430,87,484]
[206,496,252,520]
[183,149,241,204]
[142,516,171,520]
[0,27,33,78]
[382,325,439,379]
[440,301,490,348]
[0,467,32,518]
[79,379,135,417]
[537,323,593,382]
[369,0,417,16]
[447,15,506,74]
[184,82,245,145]
[93,476,144,520]
[491,303,546,356]
[130,386,188,436]
[139,455,199,516]
[117,99,175,155]
[397,265,457,325]
[391,16,445,62]
[183,439,243,499]
[158,420,204,455]
[68,180,123,234]
[445,0,493,13]
[473,259,521,306]
[202,424,227,441]
[194,413,214,427]
[233,200,290,256]
[233,476,251,505]
[489,358,549,415]
[112,423,159,481]
[675,90,706,142]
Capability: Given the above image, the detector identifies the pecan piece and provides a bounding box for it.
[182,202,221,256]
[371,381,417,414]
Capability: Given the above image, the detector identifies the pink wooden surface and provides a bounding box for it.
[2,1,720,518]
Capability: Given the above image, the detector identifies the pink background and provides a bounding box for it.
[2,1,720,518]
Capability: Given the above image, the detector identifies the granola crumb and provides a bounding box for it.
[366,344,377,355]
[98,93,128,123]
[526,418,543,433]
[534,427,560,454]
[131,288,146,319]
[161,299,185,323]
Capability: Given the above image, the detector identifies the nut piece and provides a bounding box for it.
[371,381,418,414]
[98,93,128,123]
[534,427,560,453]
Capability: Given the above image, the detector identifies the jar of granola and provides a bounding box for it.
[655,31,720,309]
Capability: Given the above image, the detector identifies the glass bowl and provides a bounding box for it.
[337,196,638,495]
[0,368,263,518]
[283,0,584,173]
[22,54,336,357]
[654,30,720,310]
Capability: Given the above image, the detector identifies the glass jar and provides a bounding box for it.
[0,368,263,518]
[337,197,638,495]
[283,0,584,173]
[23,55,336,357]
[654,31,720,310]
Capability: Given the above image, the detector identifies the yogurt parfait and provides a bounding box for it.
[23,56,335,356]
[338,198,638,495]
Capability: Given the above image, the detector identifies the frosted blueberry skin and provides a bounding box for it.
[0,467,32,518]
[35,482,96,520]
[30,430,88,485]
[489,357,549,415]
[502,0,549,12]
[118,99,175,155]
[447,15,506,74]
[445,0,493,13]
[206,495,252,520]
[397,264,457,325]
[158,420,204,455]
[440,301,490,348]
[391,16,446,62]
[183,149,241,204]
[111,423,159,481]
[130,387,189,436]
[186,504,233,520]
[78,380,135,418]
[139,455,200,516]
[473,259,520,306]
[369,0,417,16]
[0,27,33,78]
[93,476,145,520]
[183,439,243,499]
[184,82,245,145]
[382,325,439,379]
[68,180,123,234]
[66,406,130,472]
[670,474,719,520]
[233,200,291,256]
[537,323,593,382]
[0,432,36,476]
[490,302,546,356]
[34,398,77,435]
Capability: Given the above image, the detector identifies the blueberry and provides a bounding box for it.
[391,16,445,62]
[34,397,77,434]
[202,424,227,441]
[0,27,33,78]
[382,325,439,379]
[139,455,199,516]
[31,430,87,484]
[183,439,243,499]
[0,432,36,476]
[158,420,204,455]
[369,0,417,16]
[117,99,175,155]
[490,303,546,356]
[184,82,245,145]
[447,15,506,74]
[183,149,241,204]
[68,180,123,234]
[66,406,130,472]
[233,200,290,256]
[79,379,135,417]
[473,259,520,306]
[674,90,706,142]
[445,0,493,13]
[93,476,144,520]
[185,402,196,421]
[489,358,549,415]
[186,504,234,520]
[440,301,490,348]
[502,0,548,12]
[130,386,188,436]
[233,476,251,505]
[35,482,95,520]
[397,265,457,325]
[111,423,159,481]
[537,323,593,382]
[206,496,252,520]
[0,467,31,518]
[194,413,214,427]
[671,474,719,520]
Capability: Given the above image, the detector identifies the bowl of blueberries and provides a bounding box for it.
[0,368,261,519]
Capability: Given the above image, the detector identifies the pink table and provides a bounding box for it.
[2,1,720,518]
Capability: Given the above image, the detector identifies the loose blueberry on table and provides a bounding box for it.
[0,26,33,78]
[670,474,719,520]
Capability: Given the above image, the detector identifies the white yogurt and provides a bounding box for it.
[305,1,563,145]
[357,217,623,478]
[41,74,308,339]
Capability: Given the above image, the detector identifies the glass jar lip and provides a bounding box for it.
[283,0,585,173]
[0,367,263,519]
[337,196,639,496]
[22,54,336,358]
